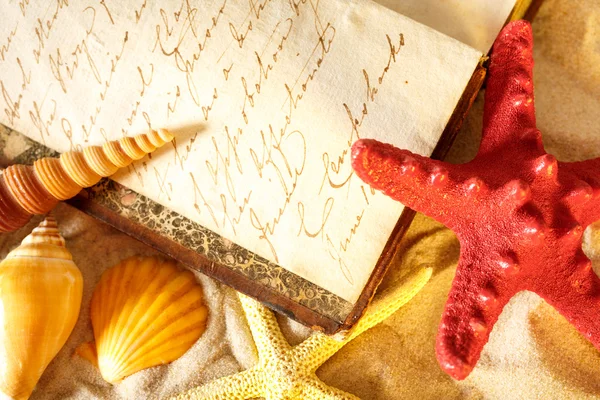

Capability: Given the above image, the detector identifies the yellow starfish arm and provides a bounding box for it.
[293,264,434,372]
[348,264,433,341]
[239,293,291,358]
[291,334,344,373]
[173,367,264,400]
[174,263,432,400]
[300,376,361,400]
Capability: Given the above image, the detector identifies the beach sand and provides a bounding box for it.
[1,0,599,398]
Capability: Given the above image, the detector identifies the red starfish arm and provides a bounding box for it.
[435,245,516,380]
[351,138,462,226]
[535,253,600,349]
[558,158,600,226]
[480,21,540,155]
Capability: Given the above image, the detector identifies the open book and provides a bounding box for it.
[0,0,541,333]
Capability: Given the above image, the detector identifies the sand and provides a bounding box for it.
[1,0,599,398]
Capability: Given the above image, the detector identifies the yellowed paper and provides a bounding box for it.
[0,0,481,303]
[378,0,518,53]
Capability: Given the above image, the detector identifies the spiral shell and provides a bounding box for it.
[0,129,174,233]
[0,216,83,400]
[78,256,208,383]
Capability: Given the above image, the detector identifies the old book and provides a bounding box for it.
[0,0,541,334]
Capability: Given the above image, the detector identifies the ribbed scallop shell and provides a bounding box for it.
[88,256,208,383]
[0,216,83,400]
[0,129,174,233]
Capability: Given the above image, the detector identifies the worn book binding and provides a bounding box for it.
[0,0,542,334]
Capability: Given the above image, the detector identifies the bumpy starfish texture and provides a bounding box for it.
[351,20,600,380]
[174,266,432,400]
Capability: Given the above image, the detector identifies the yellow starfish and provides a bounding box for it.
[174,264,432,400]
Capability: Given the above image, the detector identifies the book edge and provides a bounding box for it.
[334,62,487,335]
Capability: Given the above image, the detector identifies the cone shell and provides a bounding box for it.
[0,217,83,400]
[89,256,208,383]
[0,129,174,233]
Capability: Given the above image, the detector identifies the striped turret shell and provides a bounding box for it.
[0,129,174,233]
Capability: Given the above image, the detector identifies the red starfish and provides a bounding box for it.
[351,20,600,380]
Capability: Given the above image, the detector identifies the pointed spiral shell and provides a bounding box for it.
[0,129,174,233]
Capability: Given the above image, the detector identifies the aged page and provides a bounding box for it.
[378,0,518,53]
[0,0,481,303]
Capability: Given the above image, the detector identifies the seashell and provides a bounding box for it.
[0,129,174,233]
[78,256,208,383]
[0,216,83,400]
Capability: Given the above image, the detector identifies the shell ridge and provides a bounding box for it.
[0,174,32,232]
[90,256,207,383]
[96,256,126,352]
[34,158,81,200]
[106,260,145,367]
[5,165,58,215]
[109,260,151,365]
[60,151,102,188]
[110,262,180,368]
[146,130,166,148]
[114,263,177,363]
[90,268,109,358]
[113,321,206,379]
[110,267,194,369]
[101,258,132,365]
[103,141,133,168]
[116,285,206,371]
[6,217,73,261]
[83,147,119,177]
[110,300,207,380]
[100,258,165,378]
[99,260,127,358]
